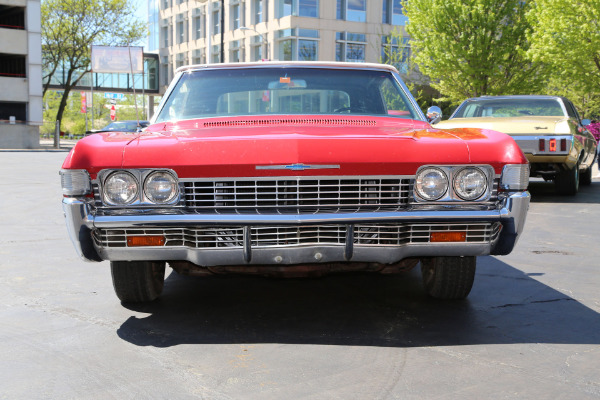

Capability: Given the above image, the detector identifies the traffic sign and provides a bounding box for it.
[110,105,116,121]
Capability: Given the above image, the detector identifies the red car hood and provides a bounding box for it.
[63,116,526,178]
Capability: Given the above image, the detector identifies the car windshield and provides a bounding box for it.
[101,121,146,132]
[453,98,565,118]
[154,67,421,122]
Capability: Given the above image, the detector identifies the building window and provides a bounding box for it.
[176,14,187,44]
[250,35,265,61]
[299,0,318,17]
[161,0,169,10]
[175,53,185,69]
[193,7,205,40]
[212,8,221,35]
[337,0,366,22]
[336,32,366,62]
[161,56,169,85]
[382,0,408,25]
[192,49,205,65]
[212,45,221,63]
[253,0,265,24]
[381,35,410,73]
[161,24,169,47]
[231,3,243,30]
[277,0,293,17]
[230,40,242,62]
[277,0,318,18]
[277,29,319,61]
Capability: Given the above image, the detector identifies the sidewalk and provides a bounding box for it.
[0,138,79,152]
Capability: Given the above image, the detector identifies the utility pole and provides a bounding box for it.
[220,0,225,63]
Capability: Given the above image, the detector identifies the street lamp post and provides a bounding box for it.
[220,0,224,63]
[240,26,269,61]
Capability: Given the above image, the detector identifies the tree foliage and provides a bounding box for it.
[41,0,145,129]
[42,90,153,136]
[403,0,547,104]
[527,0,600,117]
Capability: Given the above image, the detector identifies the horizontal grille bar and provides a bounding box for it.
[93,223,501,249]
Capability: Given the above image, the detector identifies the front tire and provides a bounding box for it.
[555,164,579,195]
[111,261,166,303]
[420,256,476,299]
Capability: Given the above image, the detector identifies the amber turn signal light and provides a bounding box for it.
[127,236,166,247]
[430,232,467,242]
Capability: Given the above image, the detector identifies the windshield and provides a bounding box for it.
[453,98,565,118]
[154,67,421,122]
[101,121,147,132]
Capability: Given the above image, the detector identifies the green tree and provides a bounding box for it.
[41,0,145,130]
[527,0,600,117]
[403,0,547,104]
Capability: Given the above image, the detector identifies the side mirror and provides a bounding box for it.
[582,119,591,126]
[426,106,442,124]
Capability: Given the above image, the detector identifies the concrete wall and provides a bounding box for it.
[0,77,29,102]
[0,123,40,149]
[0,28,28,54]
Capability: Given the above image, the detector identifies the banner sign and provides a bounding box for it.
[104,93,125,100]
[80,91,87,114]
[91,45,144,74]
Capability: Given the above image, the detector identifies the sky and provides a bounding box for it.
[133,0,149,49]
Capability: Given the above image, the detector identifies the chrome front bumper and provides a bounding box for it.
[63,192,530,265]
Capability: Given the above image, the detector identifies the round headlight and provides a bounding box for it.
[415,168,448,201]
[453,167,487,200]
[103,172,138,205]
[144,171,178,204]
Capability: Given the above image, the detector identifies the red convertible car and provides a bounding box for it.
[60,62,530,303]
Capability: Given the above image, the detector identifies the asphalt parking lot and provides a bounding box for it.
[1,150,599,399]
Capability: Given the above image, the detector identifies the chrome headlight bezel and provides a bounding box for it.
[98,169,181,207]
[453,167,488,201]
[102,171,139,206]
[144,171,179,204]
[414,167,449,201]
[413,165,495,203]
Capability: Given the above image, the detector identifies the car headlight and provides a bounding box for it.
[453,167,488,200]
[144,171,178,204]
[415,167,448,201]
[103,171,139,205]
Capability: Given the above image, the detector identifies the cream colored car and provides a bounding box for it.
[436,95,597,195]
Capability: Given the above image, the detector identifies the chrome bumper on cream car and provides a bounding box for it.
[63,191,530,265]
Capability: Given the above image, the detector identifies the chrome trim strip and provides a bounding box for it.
[256,164,341,171]
[511,135,572,155]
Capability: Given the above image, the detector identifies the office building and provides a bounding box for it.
[155,0,411,91]
[0,0,42,148]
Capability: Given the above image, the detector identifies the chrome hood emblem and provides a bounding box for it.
[256,163,340,171]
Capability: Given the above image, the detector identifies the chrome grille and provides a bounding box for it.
[354,223,502,246]
[182,177,411,214]
[93,222,501,249]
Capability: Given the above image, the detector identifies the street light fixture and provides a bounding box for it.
[240,26,269,61]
